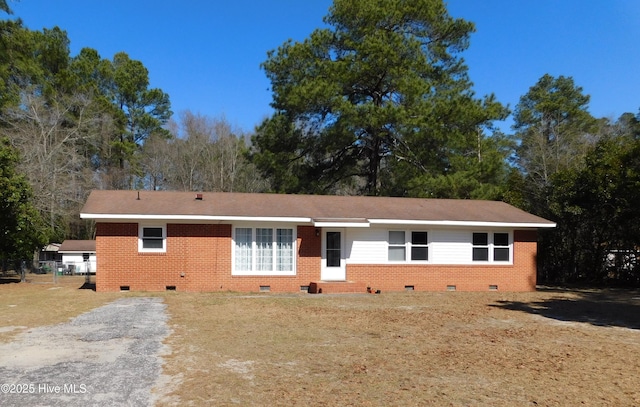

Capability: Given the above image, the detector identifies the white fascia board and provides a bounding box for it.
[80,213,313,223]
[313,221,370,228]
[368,219,556,228]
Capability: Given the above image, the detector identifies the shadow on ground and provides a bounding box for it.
[490,287,640,330]
[0,277,20,284]
[79,282,96,291]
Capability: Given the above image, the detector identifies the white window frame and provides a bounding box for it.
[138,224,167,253]
[472,231,512,263]
[410,231,429,261]
[492,232,511,262]
[387,230,430,263]
[232,225,297,276]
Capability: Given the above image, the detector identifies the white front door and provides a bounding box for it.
[321,229,346,281]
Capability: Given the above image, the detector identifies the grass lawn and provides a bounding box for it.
[2,274,640,406]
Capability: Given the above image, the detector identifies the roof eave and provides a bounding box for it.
[80,213,313,223]
[368,219,556,228]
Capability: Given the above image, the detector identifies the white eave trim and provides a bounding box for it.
[313,221,370,228]
[80,213,312,223]
[368,219,557,228]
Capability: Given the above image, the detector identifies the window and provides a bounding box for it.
[256,228,273,271]
[472,233,489,261]
[472,232,511,262]
[326,231,342,267]
[233,227,295,275]
[235,228,252,271]
[139,225,166,252]
[388,231,406,261]
[276,229,294,271]
[411,232,428,261]
[493,233,510,262]
[388,230,428,262]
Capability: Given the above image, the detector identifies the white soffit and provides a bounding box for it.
[313,221,371,228]
[368,219,557,228]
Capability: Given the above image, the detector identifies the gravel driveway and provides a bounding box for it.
[0,297,170,407]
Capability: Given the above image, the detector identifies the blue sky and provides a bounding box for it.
[9,0,640,133]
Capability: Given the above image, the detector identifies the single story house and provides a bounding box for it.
[80,190,555,293]
[39,243,61,263]
[58,240,97,274]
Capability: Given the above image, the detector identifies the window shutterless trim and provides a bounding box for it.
[138,224,166,253]
[472,231,512,263]
[387,230,429,263]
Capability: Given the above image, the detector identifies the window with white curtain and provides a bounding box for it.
[276,229,294,271]
[256,228,273,271]
[234,228,253,271]
[233,226,295,275]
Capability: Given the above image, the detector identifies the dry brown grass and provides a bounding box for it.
[159,289,640,406]
[2,277,640,406]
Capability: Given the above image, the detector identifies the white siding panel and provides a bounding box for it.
[347,228,388,264]
[346,227,514,265]
[430,230,471,264]
[62,254,97,274]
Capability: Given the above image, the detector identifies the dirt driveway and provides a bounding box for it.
[0,297,169,407]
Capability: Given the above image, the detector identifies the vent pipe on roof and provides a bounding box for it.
[195,193,203,200]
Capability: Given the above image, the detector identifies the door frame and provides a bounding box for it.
[320,228,346,281]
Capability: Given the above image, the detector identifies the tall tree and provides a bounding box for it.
[253,0,507,196]
[0,19,43,109]
[511,74,597,193]
[539,122,640,285]
[106,52,172,188]
[0,137,48,261]
[0,90,98,241]
[142,111,268,193]
[0,0,12,14]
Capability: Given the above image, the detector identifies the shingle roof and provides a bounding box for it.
[59,240,96,253]
[80,190,555,227]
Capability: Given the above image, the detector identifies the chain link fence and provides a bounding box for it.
[1,259,36,282]
[1,259,93,285]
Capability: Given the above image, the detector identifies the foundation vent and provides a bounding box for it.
[120,286,130,291]
[404,285,415,291]
[446,285,456,291]
[259,285,271,292]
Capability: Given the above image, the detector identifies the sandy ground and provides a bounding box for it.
[0,297,169,407]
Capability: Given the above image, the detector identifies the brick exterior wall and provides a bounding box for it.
[95,224,322,293]
[95,224,538,292]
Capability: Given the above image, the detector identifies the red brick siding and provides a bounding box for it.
[95,223,322,292]
[95,224,537,292]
